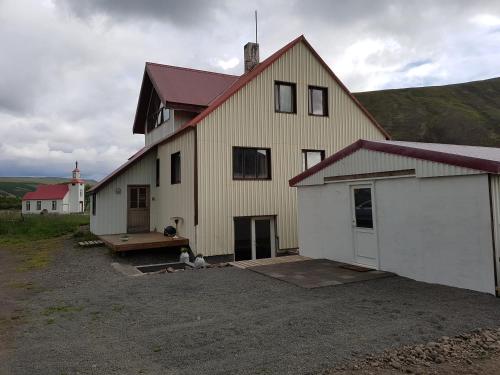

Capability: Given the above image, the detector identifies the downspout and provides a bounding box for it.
[193,128,199,252]
[488,174,499,297]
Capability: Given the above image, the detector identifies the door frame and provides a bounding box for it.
[234,215,277,261]
[127,184,150,233]
[349,182,379,268]
[251,216,276,260]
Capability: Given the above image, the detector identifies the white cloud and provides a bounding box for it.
[214,57,240,71]
[470,13,500,27]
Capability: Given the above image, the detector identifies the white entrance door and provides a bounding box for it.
[350,184,378,268]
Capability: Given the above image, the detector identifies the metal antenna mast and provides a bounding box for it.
[255,10,258,44]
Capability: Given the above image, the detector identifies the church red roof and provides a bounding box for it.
[22,184,69,200]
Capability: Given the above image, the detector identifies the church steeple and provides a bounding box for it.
[72,161,81,181]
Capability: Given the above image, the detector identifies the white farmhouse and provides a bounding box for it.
[22,162,85,214]
[290,139,500,295]
[89,35,390,259]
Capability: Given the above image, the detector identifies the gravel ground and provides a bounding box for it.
[2,240,500,375]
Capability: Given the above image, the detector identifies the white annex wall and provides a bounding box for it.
[298,174,496,295]
[90,151,157,235]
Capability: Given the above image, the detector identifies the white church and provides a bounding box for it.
[22,162,85,214]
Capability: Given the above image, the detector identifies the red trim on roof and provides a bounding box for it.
[88,145,157,193]
[22,184,69,200]
[289,140,365,187]
[289,140,500,187]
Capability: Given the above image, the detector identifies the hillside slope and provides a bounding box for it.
[354,77,500,147]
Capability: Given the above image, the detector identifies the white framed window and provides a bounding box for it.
[36,201,41,210]
[52,201,57,210]
[302,149,325,171]
[26,201,30,211]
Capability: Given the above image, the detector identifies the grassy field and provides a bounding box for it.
[0,212,91,272]
[0,212,90,244]
[354,77,500,146]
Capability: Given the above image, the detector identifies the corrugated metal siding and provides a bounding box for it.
[196,41,386,256]
[155,130,196,250]
[490,174,500,294]
[90,151,157,235]
[298,149,482,186]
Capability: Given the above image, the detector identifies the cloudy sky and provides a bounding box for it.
[1,0,499,180]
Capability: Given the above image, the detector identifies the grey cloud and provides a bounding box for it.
[55,0,226,26]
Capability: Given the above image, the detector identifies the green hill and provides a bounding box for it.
[353,77,500,147]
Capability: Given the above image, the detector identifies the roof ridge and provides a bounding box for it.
[145,62,240,78]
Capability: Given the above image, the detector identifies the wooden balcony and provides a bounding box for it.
[98,232,189,252]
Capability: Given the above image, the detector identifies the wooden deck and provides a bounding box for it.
[98,232,189,252]
[229,255,310,269]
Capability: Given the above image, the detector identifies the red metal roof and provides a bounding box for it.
[147,63,239,107]
[289,140,500,187]
[22,184,69,200]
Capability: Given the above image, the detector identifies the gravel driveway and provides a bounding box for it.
[2,240,500,375]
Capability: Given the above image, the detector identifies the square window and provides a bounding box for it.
[171,152,181,184]
[274,81,296,113]
[308,86,328,116]
[233,147,271,180]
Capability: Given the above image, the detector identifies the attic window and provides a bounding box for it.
[274,81,296,114]
[308,86,328,116]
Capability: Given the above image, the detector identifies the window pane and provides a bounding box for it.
[307,151,323,169]
[162,108,170,122]
[354,188,373,229]
[244,149,257,178]
[256,149,268,178]
[311,88,326,115]
[138,188,147,208]
[171,153,181,184]
[130,188,138,208]
[233,148,244,179]
[279,84,292,112]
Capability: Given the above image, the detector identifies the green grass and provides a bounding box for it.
[0,196,22,209]
[354,77,500,146]
[0,214,89,244]
[0,214,90,271]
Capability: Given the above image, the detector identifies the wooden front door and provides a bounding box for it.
[127,185,150,233]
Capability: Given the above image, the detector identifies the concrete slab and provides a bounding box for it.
[249,259,393,288]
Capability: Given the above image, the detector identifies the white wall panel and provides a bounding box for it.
[90,151,157,235]
[298,148,482,186]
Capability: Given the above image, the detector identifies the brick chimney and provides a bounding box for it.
[244,42,259,73]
